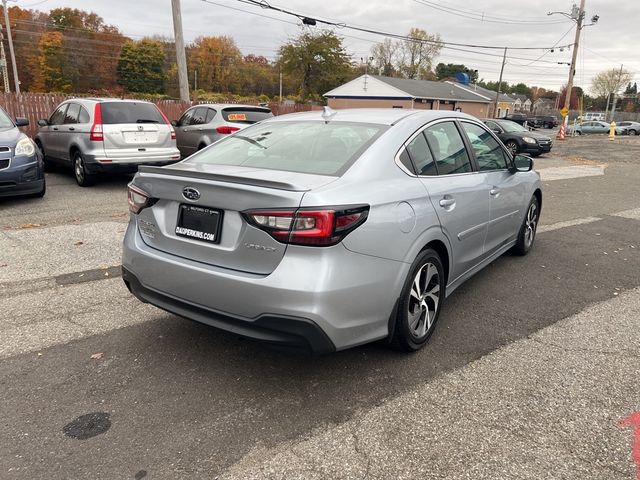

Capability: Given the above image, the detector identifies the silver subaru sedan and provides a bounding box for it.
[122,109,542,354]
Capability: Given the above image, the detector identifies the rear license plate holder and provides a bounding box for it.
[175,204,223,244]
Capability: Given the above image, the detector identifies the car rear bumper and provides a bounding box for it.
[84,150,182,173]
[122,219,408,352]
[122,266,336,355]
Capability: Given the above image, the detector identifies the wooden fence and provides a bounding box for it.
[1,93,317,138]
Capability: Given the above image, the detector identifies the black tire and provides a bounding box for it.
[390,248,445,352]
[505,141,519,156]
[513,195,539,256]
[197,143,206,151]
[72,150,95,187]
[629,129,637,136]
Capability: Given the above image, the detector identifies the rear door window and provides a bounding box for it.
[205,108,217,123]
[187,121,387,176]
[221,108,273,124]
[63,103,81,124]
[406,132,437,176]
[100,102,165,125]
[424,122,473,175]
[78,106,90,124]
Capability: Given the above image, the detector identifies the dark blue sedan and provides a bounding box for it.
[0,106,45,198]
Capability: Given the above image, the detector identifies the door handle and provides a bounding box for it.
[439,197,456,208]
[53,127,59,131]
[68,127,75,131]
[490,187,500,196]
[182,128,190,132]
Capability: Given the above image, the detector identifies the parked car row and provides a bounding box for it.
[566,120,629,136]
[502,113,559,129]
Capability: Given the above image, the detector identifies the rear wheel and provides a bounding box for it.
[391,249,444,352]
[513,196,539,256]
[72,150,95,187]
[629,129,637,136]
[505,141,519,156]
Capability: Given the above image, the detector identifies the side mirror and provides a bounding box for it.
[15,117,29,127]
[37,119,49,127]
[171,120,178,127]
[511,154,533,173]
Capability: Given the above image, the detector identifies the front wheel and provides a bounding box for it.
[72,151,95,187]
[505,141,519,156]
[513,196,539,256]
[629,129,637,136]
[390,249,445,352]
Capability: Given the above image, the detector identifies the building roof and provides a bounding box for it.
[509,94,531,103]
[445,82,515,103]
[324,75,491,103]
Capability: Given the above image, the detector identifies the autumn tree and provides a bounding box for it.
[117,39,166,93]
[35,31,72,92]
[278,30,352,101]
[187,36,242,93]
[591,68,634,98]
[397,28,442,80]
[558,85,580,110]
[237,55,278,97]
[6,6,48,91]
[370,39,399,77]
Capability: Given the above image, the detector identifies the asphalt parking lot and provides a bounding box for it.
[1,134,639,479]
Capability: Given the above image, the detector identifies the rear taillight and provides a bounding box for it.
[156,107,176,140]
[90,103,103,141]
[127,184,155,214]
[243,206,369,246]
[216,126,241,135]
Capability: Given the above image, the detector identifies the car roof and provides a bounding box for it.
[187,103,271,110]
[265,108,477,126]
[80,98,155,104]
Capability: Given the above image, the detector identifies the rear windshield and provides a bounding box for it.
[221,107,273,125]
[186,121,387,176]
[100,102,165,125]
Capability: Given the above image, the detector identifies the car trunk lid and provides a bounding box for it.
[132,164,337,275]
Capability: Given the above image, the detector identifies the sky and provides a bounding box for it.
[23,0,640,93]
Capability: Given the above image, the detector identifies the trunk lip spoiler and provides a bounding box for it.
[138,165,324,192]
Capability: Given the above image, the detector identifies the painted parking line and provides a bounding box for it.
[537,216,602,233]
[611,208,640,221]
[537,165,605,181]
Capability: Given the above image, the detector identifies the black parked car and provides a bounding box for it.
[0,106,45,198]
[533,115,559,129]
[503,113,529,126]
[483,118,553,157]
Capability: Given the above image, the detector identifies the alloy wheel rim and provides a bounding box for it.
[408,262,440,338]
[524,203,538,248]
[507,143,517,155]
[75,155,84,182]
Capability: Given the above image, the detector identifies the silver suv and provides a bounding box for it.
[173,104,272,158]
[35,98,180,186]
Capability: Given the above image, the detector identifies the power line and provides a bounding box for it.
[412,0,569,25]
[226,0,575,51]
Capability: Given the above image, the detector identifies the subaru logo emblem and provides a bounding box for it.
[182,187,200,201]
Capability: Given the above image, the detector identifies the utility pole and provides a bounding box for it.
[493,47,507,118]
[0,25,9,93]
[279,69,283,104]
[171,0,190,102]
[608,64,624,122]
[558,0,585,140]
[2,0,19,94]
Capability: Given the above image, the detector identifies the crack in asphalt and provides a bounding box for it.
[0,265,122,298]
